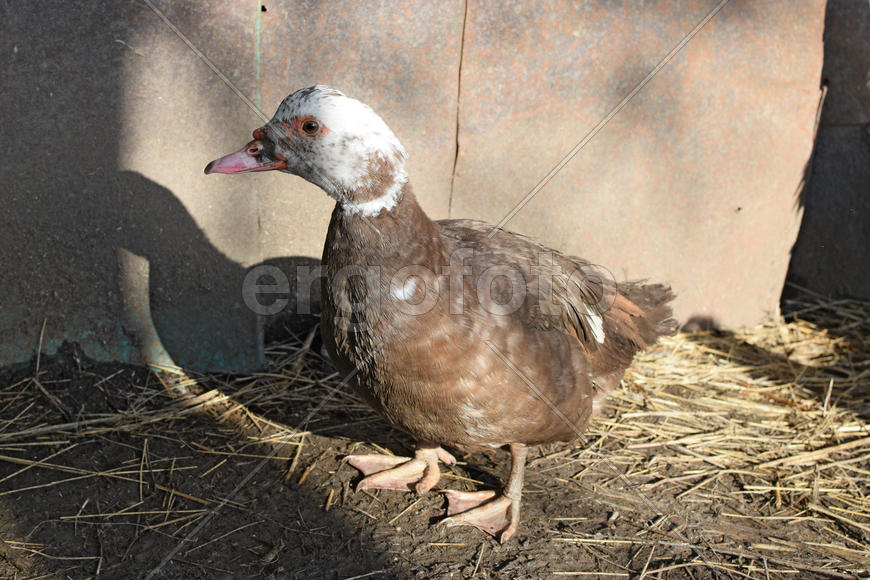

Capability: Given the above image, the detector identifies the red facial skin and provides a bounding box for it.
[205,118,328,175]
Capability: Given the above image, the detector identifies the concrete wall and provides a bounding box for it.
[1,1,829,372]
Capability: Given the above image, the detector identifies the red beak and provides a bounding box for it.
[204,139,287,174]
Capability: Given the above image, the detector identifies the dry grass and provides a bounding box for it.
[541,288,870,577]
[0,288,868,578]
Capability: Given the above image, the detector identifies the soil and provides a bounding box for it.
[0,337,865,580]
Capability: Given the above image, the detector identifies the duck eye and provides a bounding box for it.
[301,119,320,136]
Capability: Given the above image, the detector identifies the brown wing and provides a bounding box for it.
[437,219,677,377]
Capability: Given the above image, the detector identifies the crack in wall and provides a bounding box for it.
[447,0,469,219]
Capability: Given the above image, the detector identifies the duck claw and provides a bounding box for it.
[346,446,455,494]
[440,490,519,542]
[443,489,497,515]
[346,454,411,477]
[346,454,424,492]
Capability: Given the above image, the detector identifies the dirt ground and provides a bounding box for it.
[0,296,868,579]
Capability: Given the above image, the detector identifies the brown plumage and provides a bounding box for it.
[206,86,676,542]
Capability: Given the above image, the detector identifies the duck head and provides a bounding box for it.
[205,85,408,216]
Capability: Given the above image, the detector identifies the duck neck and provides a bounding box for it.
[330,154,409,218]
[326,183,443,263]
[338,168,408,218]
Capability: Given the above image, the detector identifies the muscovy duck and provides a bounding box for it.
[206,85,676,542]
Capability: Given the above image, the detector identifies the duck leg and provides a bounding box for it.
[440,443,528,543]
[346,444,456,494]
